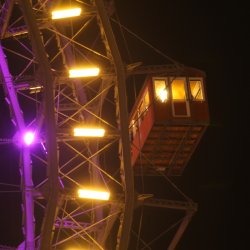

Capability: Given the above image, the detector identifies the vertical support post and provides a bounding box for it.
[0,45,35,250]
[167,211,195,250]
[17,1,59,249]
[22,147,35,250]
[95,1,134,249]
[0,0,14,38]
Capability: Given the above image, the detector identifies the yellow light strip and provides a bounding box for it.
[78,189,110,201]
[69,68,100,78]
[73,128,105,137]
[51,8,82,20]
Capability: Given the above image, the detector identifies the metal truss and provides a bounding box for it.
[0,1,198,249]
[0,0,133,249]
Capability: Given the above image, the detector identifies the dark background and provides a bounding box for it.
[115,1,248,249]
[0,0,248,249]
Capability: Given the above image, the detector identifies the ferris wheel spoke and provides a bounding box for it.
[49,16,96,64]
[46,25,110,62]
[62,140,122,187]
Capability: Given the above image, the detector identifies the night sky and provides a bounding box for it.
[0,0,248,249]
[113,1,247,249]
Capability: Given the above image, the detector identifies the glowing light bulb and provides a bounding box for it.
[23,131,35,146]
[78,189,110,200]
[69,67,100,78]
[158,88,168,102]
[73,128,105,137]
[51,8,82,20]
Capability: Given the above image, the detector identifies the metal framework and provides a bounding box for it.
[0,1,198,249]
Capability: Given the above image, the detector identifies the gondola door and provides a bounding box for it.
[171,78,190,117]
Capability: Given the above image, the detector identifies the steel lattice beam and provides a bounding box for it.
[139,198,197,211]
[17,1,59,249]
[95,1,134,249]
[0,1,201,249]
[0,44,35,250]
[0,0,14,38]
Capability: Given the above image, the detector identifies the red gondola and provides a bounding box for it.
[129,65,209,176]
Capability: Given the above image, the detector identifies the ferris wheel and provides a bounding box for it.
[0,1,208,249]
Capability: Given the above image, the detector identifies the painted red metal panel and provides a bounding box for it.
[189,101,209,122]
[130,70,209,175]
[131,104,154,166]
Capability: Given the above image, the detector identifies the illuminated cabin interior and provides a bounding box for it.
[129,66,209,176]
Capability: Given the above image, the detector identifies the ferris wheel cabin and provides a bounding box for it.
[129,66,209,176]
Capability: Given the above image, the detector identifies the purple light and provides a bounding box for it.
[23,131,35,146]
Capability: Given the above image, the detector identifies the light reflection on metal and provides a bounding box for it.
[51,8,82,20]
[67,248,89,250]
[29,86,42,94]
